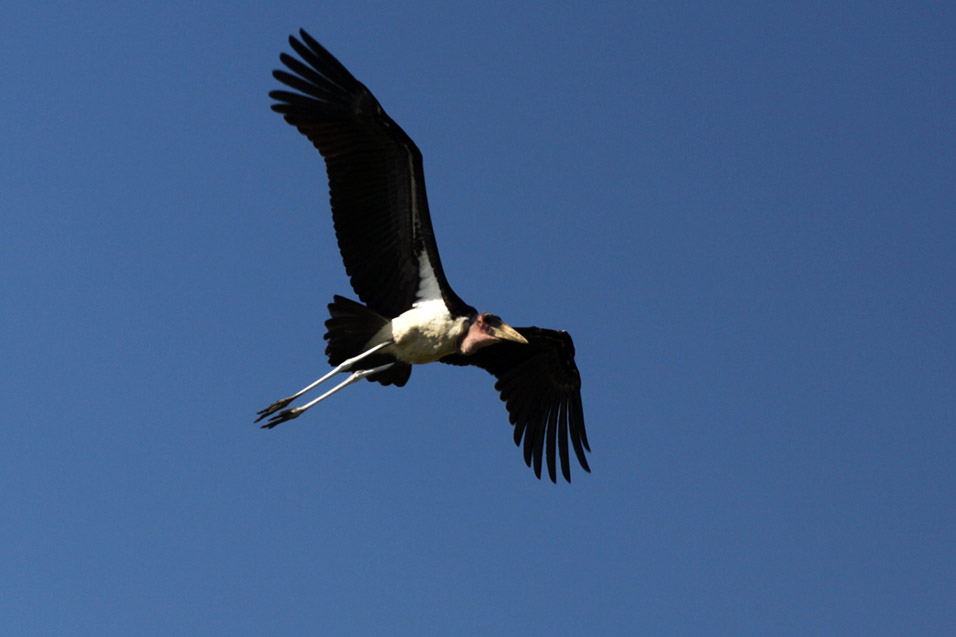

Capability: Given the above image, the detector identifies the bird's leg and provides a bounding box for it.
[259,362,396,428]
[255,340,393,423]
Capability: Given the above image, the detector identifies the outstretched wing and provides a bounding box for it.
[442,327,590,483]
[270,30,472,318]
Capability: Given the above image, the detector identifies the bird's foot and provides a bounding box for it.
[255,397,295,423]
[260,406,303,429]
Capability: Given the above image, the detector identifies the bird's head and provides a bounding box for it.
[459,312,528,355]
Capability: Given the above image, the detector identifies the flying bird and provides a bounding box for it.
[257,30,590,482]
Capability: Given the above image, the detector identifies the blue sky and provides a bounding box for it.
[2,2,954,634]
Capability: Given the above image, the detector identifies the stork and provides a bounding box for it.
[256,30,590,482]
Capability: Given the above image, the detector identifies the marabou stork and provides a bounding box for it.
[256,30,590,482]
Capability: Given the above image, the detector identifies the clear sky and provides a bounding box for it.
[2,2,954,635]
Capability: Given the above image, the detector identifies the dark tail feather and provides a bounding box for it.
[324,295,388,365]
[324,295,411,387]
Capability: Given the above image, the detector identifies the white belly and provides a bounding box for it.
[383,300,468,364]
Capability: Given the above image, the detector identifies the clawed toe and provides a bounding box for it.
[255,397,294,423]
[260,407,301,429]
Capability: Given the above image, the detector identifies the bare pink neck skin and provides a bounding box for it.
[459,319,498,355]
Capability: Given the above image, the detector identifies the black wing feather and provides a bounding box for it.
[441,327,591,483]
[270,30,471,318]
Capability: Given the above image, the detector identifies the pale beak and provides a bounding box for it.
[492,323,528,344]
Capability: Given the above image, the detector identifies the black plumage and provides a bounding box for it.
[442,328,589,483]
[270,30,471,318]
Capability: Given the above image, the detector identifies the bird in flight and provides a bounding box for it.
[256,29,590,482]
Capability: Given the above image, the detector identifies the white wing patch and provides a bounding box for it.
[414,249,444,306]
[407,146,442,307]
